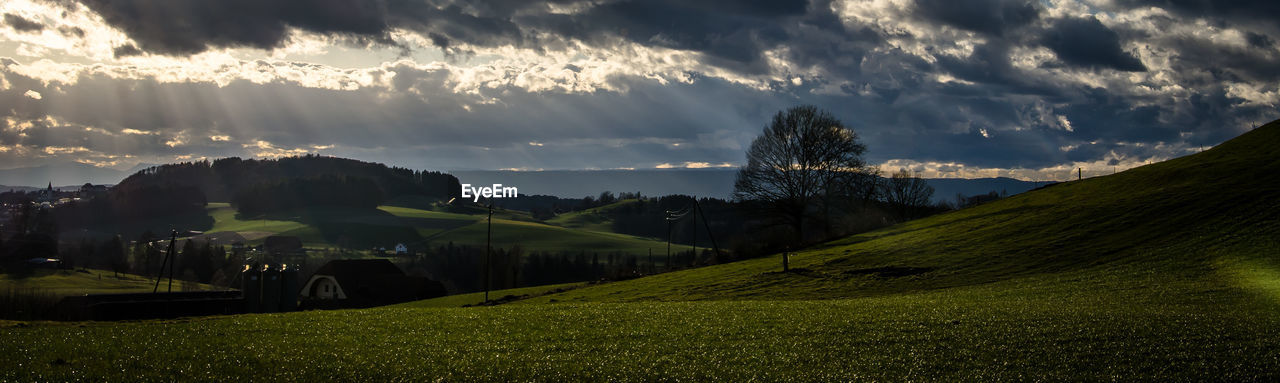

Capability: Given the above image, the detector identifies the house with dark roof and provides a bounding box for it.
[299,259,446,308]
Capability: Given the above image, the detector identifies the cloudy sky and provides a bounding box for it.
[0,0,1276,181]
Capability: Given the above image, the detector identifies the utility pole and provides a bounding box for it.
[153,229,177,293]
[691,198,697,268]
[694,200,723,261]
[484,201,493,303]
[666,219,672,271]
[1078,167,1082,181]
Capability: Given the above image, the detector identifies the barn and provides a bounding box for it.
[299,259,446,308]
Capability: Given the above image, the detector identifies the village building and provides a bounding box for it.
[35,182,57,203]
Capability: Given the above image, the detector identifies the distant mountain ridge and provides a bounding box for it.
[453,169,1041,203]
[6,161,1042,204]
[0,162,156,187]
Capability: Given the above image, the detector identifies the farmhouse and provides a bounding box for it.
[299,259,446,308]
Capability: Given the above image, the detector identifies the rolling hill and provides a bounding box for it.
[523,121,1280,302]
[4,122,1280,380]
[196,203,678,255]
[544,199,642,232]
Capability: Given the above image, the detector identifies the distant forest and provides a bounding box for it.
[491,190,954,260]
[122,155,461,208]
[47,155,461,233]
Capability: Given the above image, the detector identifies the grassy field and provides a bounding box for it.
[3,269,1277,380]
[544,199,640,232]
[421,217,685,255]
[0,268,215,297]
[195,203,675,255]
[4,122,1280,380]
[393,282,586,308]
[0,269,221,320]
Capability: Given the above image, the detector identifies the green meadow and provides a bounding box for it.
[544,199,641,232]
[194,202,676,255]
[0,268,215,297]
[3,122,1280,380]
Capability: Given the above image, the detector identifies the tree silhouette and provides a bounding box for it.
[732,105,867,246]
[882,169,934,220]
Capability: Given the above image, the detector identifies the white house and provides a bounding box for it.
[394,243,408,255]
[305,274,346,299]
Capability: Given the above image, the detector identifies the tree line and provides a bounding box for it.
[232,175,384,215]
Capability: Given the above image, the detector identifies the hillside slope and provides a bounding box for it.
[544,199,640,232]
[528,121,1280,302]
[196,203,676,255]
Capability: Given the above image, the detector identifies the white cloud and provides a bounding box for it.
[242,139,312,158]
[164,136,185,148]
[879,151,1187,182]
[23,89,41,99]
[121,128,156,135]
[655,161,736,169]
[1056,115,1074,132]
[42,145,89,155]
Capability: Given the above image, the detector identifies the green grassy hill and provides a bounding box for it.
[5,122,1280,380]
[522,122,1280,302]
[544,199,640,232]
[392,282,586,308]
[0,269,218,297]
[197,203,675,255]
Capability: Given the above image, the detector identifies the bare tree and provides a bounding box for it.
[733,105,867,246]
[819,165,881,237]
[846,165,883,207]
[881,169,934,220]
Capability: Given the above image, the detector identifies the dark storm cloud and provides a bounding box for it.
[4,13,45,32]
[112,44,141,58]
[523,0,810,71]
[1114,0,1280,23]
[57,25,85,38]
[1040,16,1146,72]
[913,0,1040,36]
[75,0,399,54]
[1246,32,1273,48]
[1161,34,1280,83]
[71,0,828,72]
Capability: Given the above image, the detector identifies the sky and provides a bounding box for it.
[0,0,1276,181]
